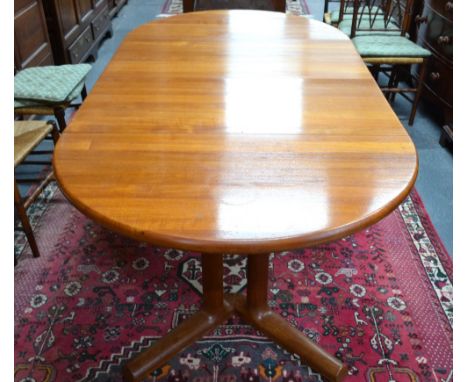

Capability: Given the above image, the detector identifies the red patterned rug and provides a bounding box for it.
[14,183,452,382]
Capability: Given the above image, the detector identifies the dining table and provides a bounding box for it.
[53,9,418,382]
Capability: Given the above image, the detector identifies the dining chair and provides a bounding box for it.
[343,0,431,125]
[14,64,92,132]
[14,120,60,262]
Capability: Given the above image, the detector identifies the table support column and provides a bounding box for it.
[201,254,224,312]
[230,254,348,382]
[124,253,347,382]
[247,253,270,311]
[122,254,232,382]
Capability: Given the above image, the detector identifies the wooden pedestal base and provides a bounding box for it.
[122,254,347,382]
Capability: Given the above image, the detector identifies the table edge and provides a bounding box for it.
[53,154,418,255]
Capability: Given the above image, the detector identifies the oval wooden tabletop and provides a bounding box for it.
[54,10,418,254]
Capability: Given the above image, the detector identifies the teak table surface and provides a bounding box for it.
[53,10,418,382]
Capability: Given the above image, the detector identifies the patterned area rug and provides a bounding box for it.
[14,183,452,382]
[160,0,310,16]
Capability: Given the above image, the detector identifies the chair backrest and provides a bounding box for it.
[339,0,414,38]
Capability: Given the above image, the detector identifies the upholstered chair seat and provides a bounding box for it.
[14,64,92,131]
[352,35,432,61]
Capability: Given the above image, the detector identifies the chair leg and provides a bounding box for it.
[386,68,396,100]
[81,85,88,101]
[54,107,67,132]
[409,59,427,126]
[386,66,400,102]
[369,64,381,82]
[14,180,40,258]
[390,69,400,103]
[48,120,61,144]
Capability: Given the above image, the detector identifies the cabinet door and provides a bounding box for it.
[14,0,54,69]
[56,0,81,42]
[94,0,107,9]
[77,0,94,21]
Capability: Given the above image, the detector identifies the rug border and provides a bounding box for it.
[398,188,453,328]
[410,189,453,280]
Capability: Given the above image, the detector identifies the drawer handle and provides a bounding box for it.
[445,1,453,11]
[415,14,428,24]
[430,72,440,81]
[437,35,451,45]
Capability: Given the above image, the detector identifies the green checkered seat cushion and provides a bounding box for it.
[14,79,86,109]
[14,64,92,105]
[352,35,432,57]
[338,18,401,37]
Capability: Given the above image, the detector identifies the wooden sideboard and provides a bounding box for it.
[41,0,114,64]
[14,0,55,70]
[15,0,128,70]
[413,0,453,146]
[108,0,127,18]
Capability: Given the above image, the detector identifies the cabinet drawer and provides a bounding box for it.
[423,48,453,107]
[92,8,109,39]
[68,25,93,64]
[417,3,452,60]
[95,0,107,8]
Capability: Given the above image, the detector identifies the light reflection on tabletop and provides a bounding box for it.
[225,78,303,134]
[218,187,329,238]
